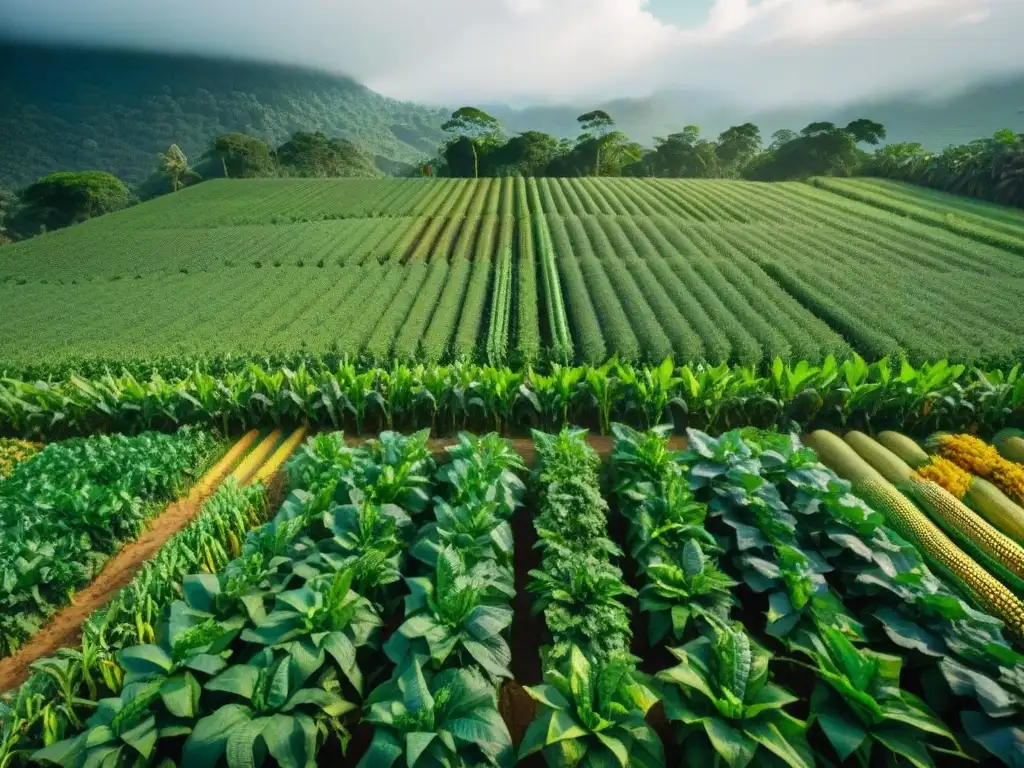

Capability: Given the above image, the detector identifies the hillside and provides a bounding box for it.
[0,41,448,188]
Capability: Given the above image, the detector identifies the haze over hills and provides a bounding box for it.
[0,40,1021,189]
[488,76,1024,149]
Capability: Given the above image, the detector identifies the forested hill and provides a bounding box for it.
[0,41,449,187]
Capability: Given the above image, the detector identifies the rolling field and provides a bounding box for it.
[2,176,1024,369]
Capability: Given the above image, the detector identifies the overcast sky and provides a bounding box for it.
[2,0,1022,107]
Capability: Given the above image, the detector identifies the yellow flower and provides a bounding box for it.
[918,457,972,499]
[935,433,1024,506]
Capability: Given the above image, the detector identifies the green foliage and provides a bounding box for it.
[788,626,964,766]
[7,171,133,239]
[0,428,219,658]
[0,42,445,189]
[862,130,1024,208]
[277,131,377,178]
[657,625,813,768]
[209,132,277,179]
[520,646,664,767]
[359,659,515,768]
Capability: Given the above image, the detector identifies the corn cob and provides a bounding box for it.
[805,430,1024,640]
[883,431,1024,542]
[229,429,283,484]
[193,429,260,494]
[930,433,1024,507]
[877,431,930,467]
[249,426,308,486]
[993,428,1024,464]
[845,431,1024,585]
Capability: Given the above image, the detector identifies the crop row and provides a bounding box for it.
[3,355,1022,440]
[0,428,221,658]
[7,425,1024,766]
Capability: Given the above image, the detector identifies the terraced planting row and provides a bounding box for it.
[3,425,1023,766]
[4,177,1024,368]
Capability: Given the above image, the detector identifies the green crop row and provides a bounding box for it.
[0,429,221,658]
[3,355,1022,441]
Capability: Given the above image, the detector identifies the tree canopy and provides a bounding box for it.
[7,171,133,238]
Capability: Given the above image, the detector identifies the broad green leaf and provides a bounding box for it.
[405,732,437,766]
[354,730,403,768]
[161,672,201,718]
[118,645,173,681]
[746,716,813,768]
[873,724,937,768]
[524,683,570,711]
[206,665,260,700]
[262,714,310,768]
[183,704,255,768]
[703,717,757,768]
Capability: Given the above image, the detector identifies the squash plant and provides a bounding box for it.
[520,646,664,768]
[656,625,814,768]
[358,656,514,767]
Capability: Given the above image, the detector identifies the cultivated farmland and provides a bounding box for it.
[3,176,1024,370]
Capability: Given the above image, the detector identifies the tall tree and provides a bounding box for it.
[716,123,762,175]
[207,133,276,178]
[576,110,616,176]
[441,107,503,178]
[843,119,887,145]
[159,144,191,191]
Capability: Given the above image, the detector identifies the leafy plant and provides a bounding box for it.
[384,547,514,681]
[640,539,737,644]
[520,646,664,768]
[358,657,515,767]
[656,624,814,768]
[787,625,966,767]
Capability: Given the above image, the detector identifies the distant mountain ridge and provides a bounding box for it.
[0,41,449,187]
[486,77,1024,149]
[1,40,1021,190]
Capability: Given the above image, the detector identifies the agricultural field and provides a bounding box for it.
[3,426,1024,767]
[3,176,1024,370]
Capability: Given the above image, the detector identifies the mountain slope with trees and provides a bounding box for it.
[0,40,448,188]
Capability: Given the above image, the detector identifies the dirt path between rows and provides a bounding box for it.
[0,433,263,693]
[0,433,687,693]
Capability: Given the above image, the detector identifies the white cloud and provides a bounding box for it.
[1,0,1021,106]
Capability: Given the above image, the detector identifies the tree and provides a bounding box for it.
[0,187,16,244]
[488,130,563,176]
[276,131,375,177]
[715,123,762,175]
[441,107,503,178]
[207,132,276,178]
[8,171,133,237]
[160,144,191,191]
[576,110,616,176]
[645,127,721,178]
[844,119,887,146]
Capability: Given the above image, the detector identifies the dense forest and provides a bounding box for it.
[0,41,448,187]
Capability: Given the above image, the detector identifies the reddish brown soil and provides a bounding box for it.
[0,438,267,693]
[499,679,538,752]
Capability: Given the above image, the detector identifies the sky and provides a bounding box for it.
[1,0,1023,107]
